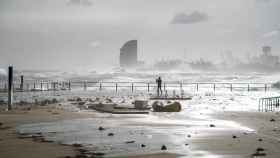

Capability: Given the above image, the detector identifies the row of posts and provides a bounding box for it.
[4,66,269,111]
[3,80,270,94]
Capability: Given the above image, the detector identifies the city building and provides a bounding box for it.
[119,40,138,67]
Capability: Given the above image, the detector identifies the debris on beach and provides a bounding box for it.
[107,133,114,136]
[209,124,216,127]
[161,145,167,150]
[270,118,276,122]
[134,100,149,110]
[152,101,181,112]
[125,140,135,144]
[72,143,83,147]
[141,144,146,148]
[251,147,266,157]
[98,126,105,131]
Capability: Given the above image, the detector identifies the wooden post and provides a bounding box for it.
[34,82,36,89]
[68,81,71,90]
[4,83,7,91]
[247,84,250,92]
[99,83,102,91]
[147,83,150,92]
[131,83,134,92]
[8,66,13,110]
[180,82,183,91]
[20,75,24,91]
[196,83,199,91]
[84,81,87,91]
[213,84,216,92]
[115,83,118,93]
[230,84,233,92]
[40,81,43,91]
[265,84,267,92]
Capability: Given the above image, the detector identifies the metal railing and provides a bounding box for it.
[0,80,274,93]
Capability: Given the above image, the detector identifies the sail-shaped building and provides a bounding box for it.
[119,40,138,67]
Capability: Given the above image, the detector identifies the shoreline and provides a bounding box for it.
[1,103,280,158]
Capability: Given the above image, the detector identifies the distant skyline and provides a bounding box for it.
[0,0,280,71]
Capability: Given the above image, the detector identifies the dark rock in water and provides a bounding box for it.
[161,145,167,150]
[209,124,215,127]
[258,138,263,142]
[256,147,265,152]
[72,143,83,147]
[107,133,114,136]
[98,126,105,131]
[75,154,87,158]
[251,148,266,157]
[78,102,86,106]
[141,144,146,148]
[152,101,181,112]
[270,118,276,122]
[252,152,266,157]
[76,97,82,102]
[125,140,135,144]
[187,134,191,138]
[232,135,237,139]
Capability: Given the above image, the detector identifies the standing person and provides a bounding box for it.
[156,76,163,96]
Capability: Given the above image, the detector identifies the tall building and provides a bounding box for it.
[262,46,271,56]
[120,40,138,67]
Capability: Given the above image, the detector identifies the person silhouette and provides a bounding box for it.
[156,77,162,96]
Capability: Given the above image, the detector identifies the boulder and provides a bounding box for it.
[152,101,181,112]
[134,100,149,109]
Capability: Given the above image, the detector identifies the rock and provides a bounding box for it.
[134,100,148,109]
[258,138,263,142]
[187,134,191,138]
[108,133,114,136]
[251,148,266,157]
[141,144,146,148]
[232,135,237,139]
[256,147,265,152]
[125,140,135,144]
[152,101,181,112]
[185,143,189,146]
[98,126,105,131]
[161,145,167,150]
[209,124,215,127]
[72,143,83,147]
[78,102,86,106]
[76,97,82,102]
[270,118,276,122]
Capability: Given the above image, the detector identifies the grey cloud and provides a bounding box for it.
[68,0,93,6]
[256,0,271,3]
[171,11,208,24]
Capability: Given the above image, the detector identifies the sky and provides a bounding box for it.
[0,0,279,71]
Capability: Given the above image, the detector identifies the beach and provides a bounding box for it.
[0,92,279,158]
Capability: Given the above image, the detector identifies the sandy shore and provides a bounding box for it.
[1,103,280,158]
[0,105,95,158]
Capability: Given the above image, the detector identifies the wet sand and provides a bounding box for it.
[1,104,280,158]
[0,105,94,158]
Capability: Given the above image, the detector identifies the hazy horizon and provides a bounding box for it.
[1,0,280,71]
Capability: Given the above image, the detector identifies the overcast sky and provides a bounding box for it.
[0,0,279,71]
